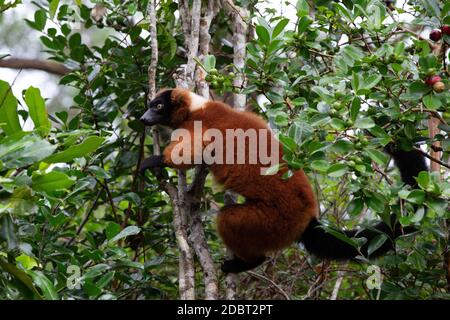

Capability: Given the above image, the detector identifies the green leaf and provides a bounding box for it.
[0,134,56,169]
[341,46,364,66]
[34,10,47,31]
[404,122,416,140]
[420,0,440,17]
[32,171,75,192]
[351,72,359,91]
[1,215,17,250]
[321,225,359,249]
[355,118,375,129]
[330,139,353,154]
[255,25,271,45]
[288,120,313,144]
[97,271,115,289]
[366,148,389,166]
[398,189,410,200]
[16,254,38,270]
[69,33,81,49]
[443,2,450,16]
[108,226,141,244]
[310,113,331,127]
[44,136,105,163]
[49,0,60,18]
[407,251,426,271]
[105,222,121,240]
[0,257,42,299]
[27,270,59,300]
[327,163,348,177]
[406,190,425,205]
[347,198,364,216]
[350,97,361,122]
[361,74,381,90]
[416,171,429,189]
[334,3,353,22]
[0,80,22,135]
[145,256,165,269]
[410,206,425,223]
[367,196,385,213]
[311,160,329,173]
[24,87,51,136]
[203,55,216,72]
[330,118,346,130]
[425,198,448,216]
[405,81,430,100]
[422,94,441,110]
[279,135,298,153]
[367,234,388,257]
[272,18,289,38]
[83,264,110,279]
[296,0,310,17]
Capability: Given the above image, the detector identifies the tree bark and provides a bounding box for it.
[147,0,196,299]
[185,0,201,88]
[221,0,249,300]
[172,0,222,299]
[0,58,71,75]
[196,0,220,98]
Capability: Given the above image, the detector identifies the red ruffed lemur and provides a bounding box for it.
[140,88,427,274]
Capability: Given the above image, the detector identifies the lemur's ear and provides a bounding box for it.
[171,88,191,107]
[170,89,192,126]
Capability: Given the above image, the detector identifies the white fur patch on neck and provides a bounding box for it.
[188,92,208,112]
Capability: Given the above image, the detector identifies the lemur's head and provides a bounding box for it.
[140,88,207,128]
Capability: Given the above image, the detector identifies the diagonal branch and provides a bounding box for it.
[0,58,72,76]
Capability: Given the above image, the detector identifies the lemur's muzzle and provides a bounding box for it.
[140,109,163,126]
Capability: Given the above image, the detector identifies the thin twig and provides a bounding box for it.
[413,147,449,170]
[247,271,291,300]
[66,189,103,246]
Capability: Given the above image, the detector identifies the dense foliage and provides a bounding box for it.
[0,0,449,299]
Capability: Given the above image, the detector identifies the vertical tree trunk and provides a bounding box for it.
[148,0,196,299]
[222,0,249,300]
[173,0,221,300]
[187,0,221,299]
[428,118,441,175]
[148,0,249,300]
[429,42,449,292]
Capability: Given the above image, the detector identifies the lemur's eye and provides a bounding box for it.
[155,103,164,111]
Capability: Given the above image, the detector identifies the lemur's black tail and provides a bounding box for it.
[300,147,427,260]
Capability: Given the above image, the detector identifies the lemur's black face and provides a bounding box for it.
[140,90,174,126]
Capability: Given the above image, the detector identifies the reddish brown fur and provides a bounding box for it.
[160,88,318,263]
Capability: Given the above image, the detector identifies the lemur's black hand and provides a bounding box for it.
[139,155,166,176]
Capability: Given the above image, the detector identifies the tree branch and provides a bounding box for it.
[66,188,103,247]
[222,0,248,110]
[413,147,449,170]
[0,58,71,76]
[196,0,220,98]
[247,271,291,300]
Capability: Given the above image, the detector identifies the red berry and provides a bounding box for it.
[429,29,442,42]
[425,75,442,86]
[442,25,450,36]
